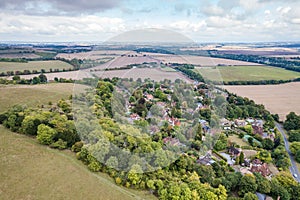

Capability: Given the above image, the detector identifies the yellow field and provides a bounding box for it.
[223,82,300,120]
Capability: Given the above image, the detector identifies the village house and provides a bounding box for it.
[163,137,183,146]
[234,119,247,127]
[220,118,233,130]
[156,102,166,108]
[165,116,181,126]
[197,154,215,166]
[130,113,141,121]
[228,146,241,158]
[250,159,271,177]
[145,94,154,101]
[199,119,210,133]
[261,132,275,141]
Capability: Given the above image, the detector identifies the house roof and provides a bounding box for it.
[229,146,240,155]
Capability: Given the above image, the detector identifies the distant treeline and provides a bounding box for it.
[135,47,175,55]
[209,52,300,72]
[0,74,75,85]
[174,65,204,82]
[211,78,300,85]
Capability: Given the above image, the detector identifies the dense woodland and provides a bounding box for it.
[0,77,300,200]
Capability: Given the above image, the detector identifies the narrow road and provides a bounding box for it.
[276,122,300,182]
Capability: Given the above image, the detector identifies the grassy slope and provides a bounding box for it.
[0,126,156,200]
[194,66,300,82]
[0,60,73,73]
[0,83,87,113]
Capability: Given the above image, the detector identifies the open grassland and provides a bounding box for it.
[0,83,88,113]
[194,66,300,82]
[151,55,262,66]
[223,82,300,120]
[0,126,156,200]
[0,60,73,73]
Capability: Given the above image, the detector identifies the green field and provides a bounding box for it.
[0,83,88,113]
[0,60,73,73]
[0,126,156,200]
[194,66,300,82]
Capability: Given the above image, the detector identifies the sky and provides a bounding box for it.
[0,0,299,43]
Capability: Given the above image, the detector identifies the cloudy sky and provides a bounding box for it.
[0,0,299,42]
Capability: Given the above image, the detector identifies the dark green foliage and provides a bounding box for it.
[238,175,257,197]
[253,172,271,194]
[284,112,300,130]
[262,138,274,150]
[288,130,300,142]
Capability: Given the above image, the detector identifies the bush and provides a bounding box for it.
[71,141,84,152]
[50,139,68,150]
[0,113,7,124]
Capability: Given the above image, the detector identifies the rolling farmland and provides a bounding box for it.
[223,82,300,120]
[194,65,300,82]
[0,60,73,74]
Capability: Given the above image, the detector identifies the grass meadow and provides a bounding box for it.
[0,83,89,113]
[0,126,156,200]
[194,66,300,82]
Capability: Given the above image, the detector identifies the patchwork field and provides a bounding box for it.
[0,83,88,113]
[194,66,300,82]
[0,60,73,73]
[223,82,300,120]
[0,126,156,200]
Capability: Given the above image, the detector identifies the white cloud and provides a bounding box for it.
[206,16,241,28]
[170,20,206,32]
[0,13,125,39]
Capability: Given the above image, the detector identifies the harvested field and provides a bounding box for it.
[222,82,300,120]
[56,50,138,60]
[92,67,192,82]
[0,53,40,59]
[0,60,73,73]
[151,55,262,66]
[13,67,191,82]
[194,66,300,82]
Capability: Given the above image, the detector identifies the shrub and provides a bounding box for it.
[71,141,84,152]
[50,139,68,150]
